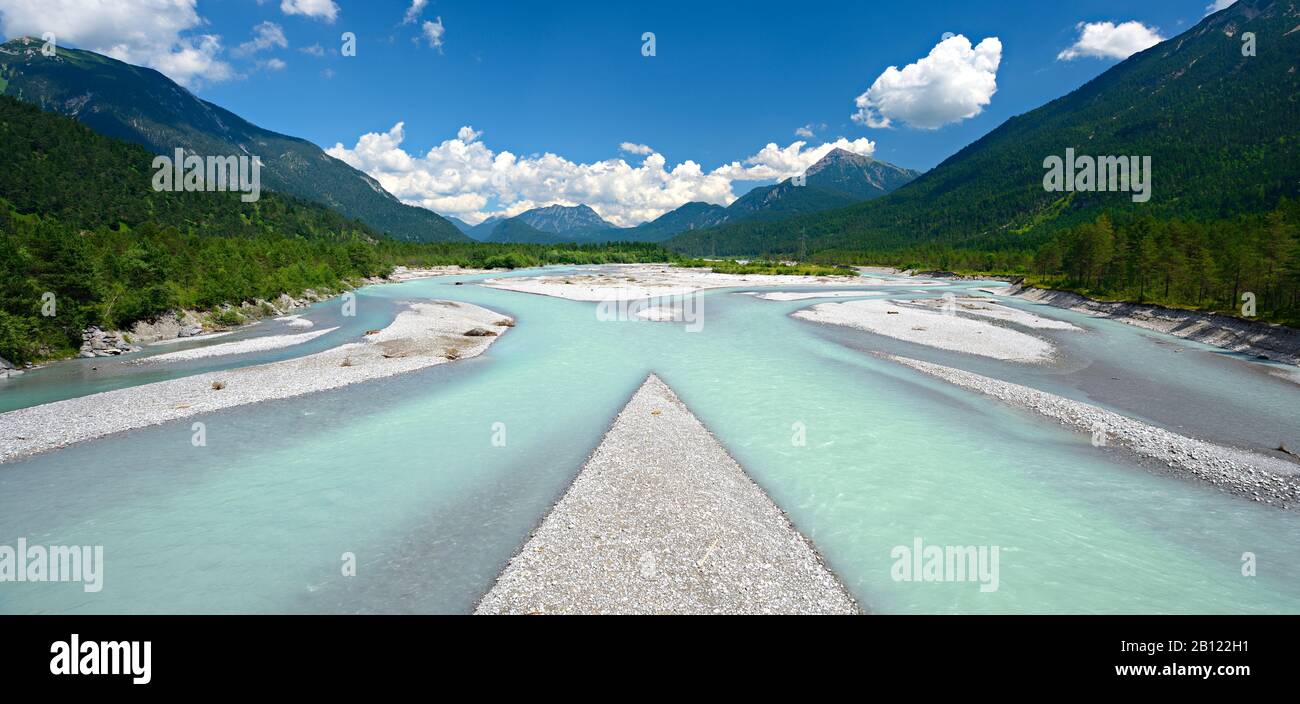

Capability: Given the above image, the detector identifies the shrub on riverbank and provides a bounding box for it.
[807,200,1300,328]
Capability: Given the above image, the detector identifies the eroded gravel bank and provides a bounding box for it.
[885,354,1300,509]
[1009,285,1300,366]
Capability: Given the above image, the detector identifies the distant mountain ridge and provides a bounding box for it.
[468,149,918,244]
[515,204,616,234]
[0,37,468,243]
[726,148,919,221]
[446,214,504,240]
[630,202,732,241]
[455,204,619,244]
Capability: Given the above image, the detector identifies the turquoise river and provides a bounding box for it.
[1,267,1298,614]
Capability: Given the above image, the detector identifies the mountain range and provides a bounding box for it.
[0,36,921,250]
[668,0,1300,256]
[0,37,467,243]
[725,148,919,221]
[451,148,918,244]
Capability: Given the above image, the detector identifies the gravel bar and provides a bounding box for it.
[885,354,1300,509]
[136,327,338,363]
[794,298,1056,363]
[0,301,511,465]
[475,374,860,615]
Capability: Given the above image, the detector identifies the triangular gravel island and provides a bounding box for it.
[476,375,860,615]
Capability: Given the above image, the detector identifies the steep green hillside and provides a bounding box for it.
[630,202,731,241]
[0,37,468,243]
[0,94,388,361]
[0,95,668,362]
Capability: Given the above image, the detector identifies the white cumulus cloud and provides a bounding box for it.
[1057,21,1164,61]
[402,0,428,25]
[421,17,445,50]
[280,0,338,23]
[0,0,233,86]
[712,137,877,183]
[852,34,1002,130]
[327,125,877,227]
[235,21,287,57]
[620,142,653,155]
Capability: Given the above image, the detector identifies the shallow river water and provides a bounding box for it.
[2,268,1298,614]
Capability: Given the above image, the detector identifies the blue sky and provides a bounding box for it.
[2,0,1233,224]
[191,1,1213,166]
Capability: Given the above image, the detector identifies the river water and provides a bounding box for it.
[1,268,1297,614]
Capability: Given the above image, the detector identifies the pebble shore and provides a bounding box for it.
[886,354,1300,509]
[475,375,860,615]
[0,301,511,464]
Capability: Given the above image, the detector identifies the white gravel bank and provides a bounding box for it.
[275,314,314,328]
[794,298,1056,363]
[742,291,887,301]
[136,327,338,363]
[148,331,234,346]
[475,375,860,615]
[901,297,1081,331]
[384,265,500,282]
[0,302,511,464]
[481,264,868,301]
[886,354,1300,508]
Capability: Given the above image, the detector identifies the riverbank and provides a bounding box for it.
[884,354,1300,509]
[0,301,512,464]
[885,268,1300,367]
[475,374,859,615]
[2,266,501,373]
[1007,285,1300,366]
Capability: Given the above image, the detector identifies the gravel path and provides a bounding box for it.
[0,301,511,465]
[885,354,1300,509]
[475,375,860,615]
